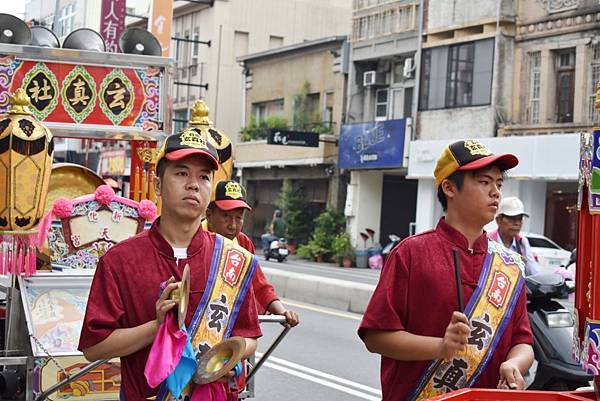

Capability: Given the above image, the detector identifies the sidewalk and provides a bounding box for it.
[260,255,378,314]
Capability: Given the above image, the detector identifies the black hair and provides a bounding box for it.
[437,163,507,212]
[437,171,465,212]
[156,158,169,179]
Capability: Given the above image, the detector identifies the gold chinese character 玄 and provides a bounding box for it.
[107,82,126,109]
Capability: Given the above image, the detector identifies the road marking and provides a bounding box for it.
[281,299,363,321]
[257,352,381,400]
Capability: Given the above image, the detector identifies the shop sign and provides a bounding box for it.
[267,129,320,147]
[339,119,406,169]
[0,58,162,131]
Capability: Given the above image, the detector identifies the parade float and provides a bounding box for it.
[0,16,287,399]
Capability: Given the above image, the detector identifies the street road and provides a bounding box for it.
[260,256,382,286]
[250,299,382,401]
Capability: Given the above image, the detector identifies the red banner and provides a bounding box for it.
[100,0,126,53]
[0,57,161,131]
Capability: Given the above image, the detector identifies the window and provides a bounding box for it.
[351,3,416,42]
[375,88,388,120]
[173,109,188,133]
[323,92,334,126]
[192,29,200,59]
[252,99,284,123]
[269,35,284,49]
[419,38,494,110]
[234,31,249,58]
[555,48,575,123]
[527,51,541,124]
[446,43,474,107]
[57,3,75,37]
[589,43,600,124]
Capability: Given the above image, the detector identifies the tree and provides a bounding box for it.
[275,180,313,245]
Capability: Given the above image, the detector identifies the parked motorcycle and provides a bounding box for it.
[525,273,592,390]
[381,234,401,262]
[264,238,288,262]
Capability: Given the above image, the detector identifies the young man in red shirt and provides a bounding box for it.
[79,131,262,401]
[358,140,534,401]
[205,179,299,327]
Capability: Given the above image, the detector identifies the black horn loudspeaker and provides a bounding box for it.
[0,14,32,45]
[30,26,59,48]
[119,28,162,56]
[62,28,106,52]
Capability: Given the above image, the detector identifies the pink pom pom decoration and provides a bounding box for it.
[52,197,73,219]
[95,185,115,205]
[138,200,158,222]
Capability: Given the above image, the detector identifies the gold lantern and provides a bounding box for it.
[187,100,233,192]
[0,88,54,231]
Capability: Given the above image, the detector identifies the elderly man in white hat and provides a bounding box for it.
[489,197,540,276]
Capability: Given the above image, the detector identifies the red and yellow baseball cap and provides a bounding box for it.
[156,128,219,170]
[434,140,518,188]
[210,180,252,211]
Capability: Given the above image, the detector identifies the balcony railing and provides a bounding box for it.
[351,2,418,42]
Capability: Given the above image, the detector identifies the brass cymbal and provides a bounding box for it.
[193,336,246,384]
[169,263,190,328]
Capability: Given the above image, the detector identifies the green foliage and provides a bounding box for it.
[275,180,313,245]
[332,232,355,263]
[305,208,346,262]
[296,244,313,260]
[240,115,288,142]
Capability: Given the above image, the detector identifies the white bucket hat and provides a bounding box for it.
[497,197,529,217]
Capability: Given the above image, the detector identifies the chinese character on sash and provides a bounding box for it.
[433,358,468,392]
[487,271,511,308]
[207,294,230,333]
[223,249,245,287]
[468,313,493,351]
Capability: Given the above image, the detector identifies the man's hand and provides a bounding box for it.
[156,277,179,326]
[282,310,299,328]
[497,360,525,390]
[438,312,470,359]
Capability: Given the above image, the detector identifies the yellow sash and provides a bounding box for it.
[409,240,525,401]
[156,234,258,401]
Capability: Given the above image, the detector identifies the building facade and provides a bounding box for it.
[235,36,348,243]
[154,0,352,144]
[342,0,421,247]
[409,0,600,250]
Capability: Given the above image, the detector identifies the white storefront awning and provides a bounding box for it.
[407,133,580,181]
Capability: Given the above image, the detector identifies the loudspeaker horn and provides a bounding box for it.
[194,336,246,384]
[119,28,162,56]
[62,28,106,52]
[0,14,32,45]
[30,26,59,48]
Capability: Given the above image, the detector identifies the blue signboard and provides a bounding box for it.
[338,119,406,169]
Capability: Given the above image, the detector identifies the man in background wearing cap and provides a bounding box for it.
[358,140,533,400]
[205,179,299,328]
[489,197,540,276]
[79,130,262,401]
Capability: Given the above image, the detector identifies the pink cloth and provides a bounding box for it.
[191,382,227,401]
[144,313,187,389]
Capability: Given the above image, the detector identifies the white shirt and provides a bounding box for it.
[172,247,187,263]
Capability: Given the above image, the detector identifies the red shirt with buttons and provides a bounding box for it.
[358,218,533,401]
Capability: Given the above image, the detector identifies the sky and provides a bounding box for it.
[0,0,26,18]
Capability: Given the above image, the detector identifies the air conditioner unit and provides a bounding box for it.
[363,70,385,86]
[403,57,415,79]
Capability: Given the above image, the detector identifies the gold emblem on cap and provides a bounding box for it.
[464,140,491,157]
[224,182,243,199]
[180,130,208,149]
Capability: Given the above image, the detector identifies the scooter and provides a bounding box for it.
[381,234,401,262]
[264,238,288,262]
[525,273,592,390]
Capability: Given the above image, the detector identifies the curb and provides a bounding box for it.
[261,267,375,314]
